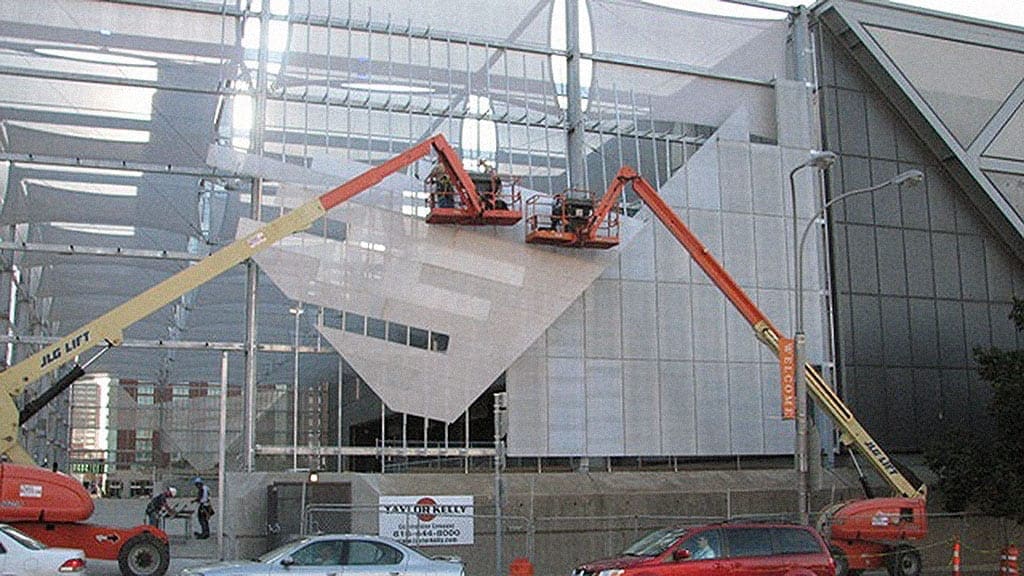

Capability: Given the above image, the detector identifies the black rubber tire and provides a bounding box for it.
[117,532,170,576]
[888,544,922,576]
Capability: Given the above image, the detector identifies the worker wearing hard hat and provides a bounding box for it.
[145,486,177,527]
[192,477,212,539]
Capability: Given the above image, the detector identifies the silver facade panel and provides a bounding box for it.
[584,359,625,455]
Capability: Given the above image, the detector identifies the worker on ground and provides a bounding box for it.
[145,486,176,527]
[192,477,212,539]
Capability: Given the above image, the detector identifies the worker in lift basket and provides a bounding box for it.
[145,486,176,527]
[192,477,212,539]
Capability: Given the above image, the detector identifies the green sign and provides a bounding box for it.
[70,461,104,474]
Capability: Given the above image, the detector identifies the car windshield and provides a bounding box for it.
[0,525,47,550]
[622,528,689,557]
[257,537,313,563]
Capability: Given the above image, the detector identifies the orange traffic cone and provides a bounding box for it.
[510,557,534,576]
[1003,545,1019,576]
[951,537,961,576]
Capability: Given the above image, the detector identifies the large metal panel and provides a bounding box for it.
[585,359,625,455]
[694,361,730,455]
[728,363,764,454]
[622,281,658,360]
[879,297,912,366]
[584,280,623,359]
[690,284,728,362]
[870,159,903,227]
[751,144,785,217]
[932,233,963,299]
[850,294,883,364]
[622,360,661,455]
[908,299,940,367]
[655,223,692,283]
[926,170,959,233]
[620,224,656,281]
[719,141,753,214]
[506,349,549,456]
[935,300,967,368]
[686,140,722,211]
[548,299,585,358]
[847,225,880,293]
[903,229,935,297]
[659,361,696,454]
[958,235,988,300]
[837,89,870,157]
[721,212,756,287]
[657,283,693,361]
[963,301,992,351]
[547,358,586,456]
[753,216,790,290]
[865,97,899,161]
[875,228,907,296]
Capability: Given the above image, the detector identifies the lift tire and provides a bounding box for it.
[888,544,922,576]
[118,532,170,576]
[830,546,863,576]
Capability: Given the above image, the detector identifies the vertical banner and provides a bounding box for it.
[779,337,796,419]
[379,496,474,546]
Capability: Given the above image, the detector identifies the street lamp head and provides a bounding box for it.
[308,470,319,483]
[891,169,924,188]
[804,150,837,171]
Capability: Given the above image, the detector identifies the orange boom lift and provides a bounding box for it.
[523,166,928,576]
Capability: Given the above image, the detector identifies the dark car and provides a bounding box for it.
[572,522,835,576]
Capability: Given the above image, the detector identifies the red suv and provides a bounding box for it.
[572,522,835,576]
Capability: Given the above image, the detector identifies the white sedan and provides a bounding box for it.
[181,534,465,576]
[0,523,85,575]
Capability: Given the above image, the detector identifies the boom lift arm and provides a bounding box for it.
[538,166,925,499]
[0,134,479,465]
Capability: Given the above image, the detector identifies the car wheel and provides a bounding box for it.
[118,533,171,576]
[888,544,922,576]
[831,546,849,576]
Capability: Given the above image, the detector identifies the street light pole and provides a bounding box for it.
[789,151,836,525]
[790,162,924,524]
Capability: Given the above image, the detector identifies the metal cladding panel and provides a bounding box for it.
[721,212,756,287]
[585,359,625,455]
[547,357,586,456]
[619,223,656,281]
[902,229,934,297]
[622,360,661,455]
[656,283,693,361]
[728,363,764,454]
[879,297,912,366]
[547,299,585,359]
[690,284,728,362]
[875,228,907,295]
[751,144,785,217]
[621,281,658,360]
[719,141,753,214]
[659,361,696,454]
[583,281,623,359]
[694,361,730,455]
[907,299,940,367]
[932,233,963,299]
[753,215,790,290]
[505,347,549,455]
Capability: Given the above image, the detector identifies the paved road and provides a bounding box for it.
[86,556,214,576]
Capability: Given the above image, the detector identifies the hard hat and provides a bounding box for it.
[193,477,203,485]
[167,487,177,497]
